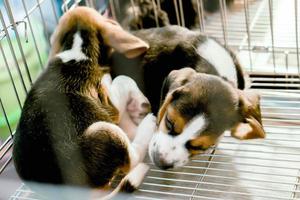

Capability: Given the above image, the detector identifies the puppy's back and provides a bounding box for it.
[111,26,245,113]
[13,27,117,187]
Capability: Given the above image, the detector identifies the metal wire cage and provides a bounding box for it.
[0,0,300,199]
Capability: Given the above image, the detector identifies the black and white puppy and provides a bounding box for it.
[13,7,156,197]
[110,25,265,169]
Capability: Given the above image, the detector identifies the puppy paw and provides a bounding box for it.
[121,179,136,193]
[135,114,157,145]
[138,113,157,132]
[127,92,151,125]
[121,163,149,193]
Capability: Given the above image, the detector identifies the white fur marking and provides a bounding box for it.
[57,32,88,63]
[132,114,156,164]
[106,75,138,112]
[101,74,113,91]
[123,163,149,188]
[197,39,237,87]
[149,115,206,168]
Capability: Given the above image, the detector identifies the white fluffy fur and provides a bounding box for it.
[149,115,206,168]
[102,75,150,140]
[197,38,237,87]
[56,32,88,63]
[103,75,140,114]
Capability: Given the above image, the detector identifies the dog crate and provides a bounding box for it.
[0,0,300,199]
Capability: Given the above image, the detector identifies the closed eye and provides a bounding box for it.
[185,141,207,151]
[165,115,173,130]
[165,115,179,136]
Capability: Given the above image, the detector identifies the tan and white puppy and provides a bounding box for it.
[13,6,156,199]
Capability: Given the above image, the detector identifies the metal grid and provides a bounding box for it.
[1,0,300,199]
[0,0,58,176]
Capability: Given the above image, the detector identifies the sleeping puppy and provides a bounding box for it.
[110,25,265,169]
[13,6,156,197]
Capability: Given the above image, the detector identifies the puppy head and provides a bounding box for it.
[49,6,149,60]
[149,68,265,169]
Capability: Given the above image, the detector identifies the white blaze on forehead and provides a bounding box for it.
[177,114,206,142]
[197,38,237,87]
[149,115,206,167]
[56,32,88,63]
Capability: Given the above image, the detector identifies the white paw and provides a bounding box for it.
[138,113,157,132]
[135,113,157,145]
[121,163,149,192]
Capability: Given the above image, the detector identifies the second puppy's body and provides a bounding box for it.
[111,25,244,113]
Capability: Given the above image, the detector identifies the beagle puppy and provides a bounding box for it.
[110,25,265,169]
[13,6,156,198]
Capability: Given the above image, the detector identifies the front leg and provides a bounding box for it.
[121,114,157,192]
[85,114,157,198]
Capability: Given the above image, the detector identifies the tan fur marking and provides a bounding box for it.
[231,116,265,140]
[157,92,173,124]
[231,89,265,140]
[188,134,218,155]
[165,106,186,134]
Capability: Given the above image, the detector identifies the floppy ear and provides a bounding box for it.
[49,7,149,59]
[99,19,149,58]
[157,87,185,124]
[159,77,172,106]
[231,90,266,140]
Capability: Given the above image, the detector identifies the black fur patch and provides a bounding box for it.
[121,179,137,193]
[80,129,129,187]
[160,0,196,28]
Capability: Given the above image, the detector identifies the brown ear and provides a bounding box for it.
[157,86,186,124]
[99,18,149,58]
[231,90,266,140]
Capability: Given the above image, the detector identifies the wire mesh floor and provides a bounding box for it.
[204,0,300,75]
[9,89,300,200]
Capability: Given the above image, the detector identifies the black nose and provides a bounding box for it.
[158,163,174,170]
[154,159,174,170]
[152,152,174,170]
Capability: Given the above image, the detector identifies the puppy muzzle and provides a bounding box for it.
[151,151,174,170]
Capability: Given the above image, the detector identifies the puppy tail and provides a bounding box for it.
[96,163,149,200]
